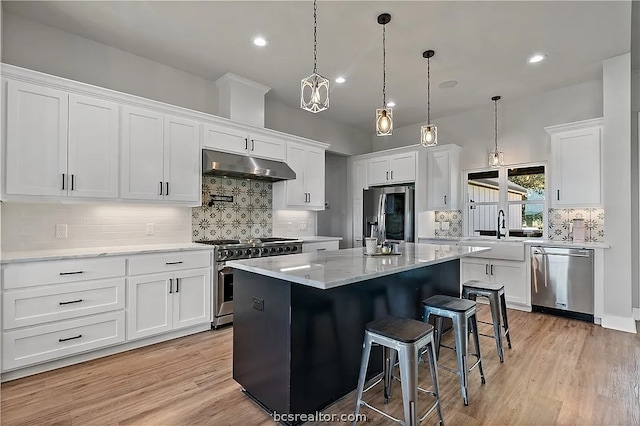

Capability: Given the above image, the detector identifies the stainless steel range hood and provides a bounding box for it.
[202,149,296,182]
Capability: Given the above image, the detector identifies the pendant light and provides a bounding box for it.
[375,13,393,136]
[489,95,504,167]
[301,0,329,113]
[420,50,437,147]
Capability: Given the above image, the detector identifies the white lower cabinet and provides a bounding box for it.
[127,268,211,340]
[460,258,527,307]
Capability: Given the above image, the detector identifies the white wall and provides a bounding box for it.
[1,203,192,251]
[317,153,349,246]
[0,12,371,156]
[372,79,603,171]
[602,53,634,332]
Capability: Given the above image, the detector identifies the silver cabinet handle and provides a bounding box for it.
[159,181,163,195]
[165,182,169,196]
[62,173,66,190]
[169,278,174,294]
[59,299,83,305]
[59,334,82,343]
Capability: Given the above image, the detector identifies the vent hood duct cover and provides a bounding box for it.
[202,149,296,182]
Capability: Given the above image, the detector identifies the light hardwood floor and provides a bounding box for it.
[1,306,639,425]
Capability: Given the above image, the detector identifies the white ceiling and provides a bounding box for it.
[2,1,631,131]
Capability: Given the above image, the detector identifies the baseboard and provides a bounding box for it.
[633,308,640,321]
[601,315,638,334]
[1,323,213,382]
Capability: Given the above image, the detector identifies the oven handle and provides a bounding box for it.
[218,266,233,304]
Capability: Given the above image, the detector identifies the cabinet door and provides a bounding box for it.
[163,115,201,203]
[306,147,325,209]
[68,94,119,198]
[460,258,490,291]
[127,273,173,340]
[285,143,308,206]
[203,124,247,155]
[552,127,601,206]
[121,106,164,200]
[368,157,390,186]
[428,150,450,210]
[249,133,286,161]
[389,152,416,183]
[172,268,211,330]
[353,160,368,200]
[6,80,68,197]
[491,260,527,306]
[353,199,364,244]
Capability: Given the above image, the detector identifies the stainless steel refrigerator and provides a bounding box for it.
[363,185,415,244]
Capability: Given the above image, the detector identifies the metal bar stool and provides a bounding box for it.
[422,295,485,406]
[461,280,512,363]
[353,316,444,426]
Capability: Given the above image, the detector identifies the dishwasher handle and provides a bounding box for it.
[531,248,591,258]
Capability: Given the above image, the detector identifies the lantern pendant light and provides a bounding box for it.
[489,95,504,167]
[375,13,393,136]
[420,50,437,147]
[301,0,329,113]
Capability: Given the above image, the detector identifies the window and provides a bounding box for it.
[465,165,545,238]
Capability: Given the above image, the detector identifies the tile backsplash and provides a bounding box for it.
[192,176,273,241]
[1,203,192,251]
[434,210,463,238]
[548,208,605,242]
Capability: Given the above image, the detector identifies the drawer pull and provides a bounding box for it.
[59,299,83,305]
[165,261,183,265]
[58,334,82,343]
[59,271,84,276]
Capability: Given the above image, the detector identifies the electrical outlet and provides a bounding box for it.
[298,222,307,231]
[146,223,155,236]
[55,224,68,239]
[252,297,264,312]
[440,221,450,230]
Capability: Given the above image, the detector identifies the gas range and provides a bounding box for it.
[198,237,303,262]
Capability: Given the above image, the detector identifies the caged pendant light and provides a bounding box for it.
[301,0,329,113]
[488,95,504,167]
[375,13,393,136]
[420,50,437,146]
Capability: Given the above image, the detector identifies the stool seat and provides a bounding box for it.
[463,280,504,292]
[423,294,475,312]
[366,316,434,343]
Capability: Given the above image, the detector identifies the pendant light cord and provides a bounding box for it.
[494,98,498,151]
[313,0,317,74]
[427,57,431,125]
[382,23,386,107]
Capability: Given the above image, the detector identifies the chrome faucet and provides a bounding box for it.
[497,209,506,239]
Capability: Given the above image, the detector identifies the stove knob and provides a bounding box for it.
[270,248,277,254]
[278,247,284,253]
[253,249,260,256]
[245,249,252,256]
[284,247,291,252]
[262,248,269,255]
[292,246,298,252]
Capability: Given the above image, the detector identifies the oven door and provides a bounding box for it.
[216,266,234,317]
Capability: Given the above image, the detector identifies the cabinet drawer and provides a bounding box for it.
[2,311,125,371]
[302,241,339,253]
[2,257,126,290]
[128,250,211,276]
[3,278,125,330]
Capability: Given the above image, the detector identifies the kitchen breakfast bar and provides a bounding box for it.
[227,243,490,421]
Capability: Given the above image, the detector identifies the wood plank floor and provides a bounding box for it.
[2,306,639,425]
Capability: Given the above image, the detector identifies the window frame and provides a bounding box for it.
[462,161,548,239]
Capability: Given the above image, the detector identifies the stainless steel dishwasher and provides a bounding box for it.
[530,246,594,322]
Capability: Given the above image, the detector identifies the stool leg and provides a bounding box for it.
[353,335,372,425]
[452,315,469,406]
[500,293,512,349]
[469,314,486,385]
[398,344,419,426]
[489,293,504,363]
[435,316,445,360]
[383,347,396,403]
[425,340,445,426]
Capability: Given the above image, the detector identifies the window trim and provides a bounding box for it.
[462,161,548,239]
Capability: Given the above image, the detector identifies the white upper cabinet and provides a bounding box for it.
[5,80,68,197]
[273,141,326,211]
[203,123,285,161]
[546,118,603,207]
[68,94,119,198]
[121,106,200,204]
[5,81,119,199]
[367,151,417,186]
[427,144,461,210]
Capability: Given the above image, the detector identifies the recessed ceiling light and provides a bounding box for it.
[528,53,547,64]
[252,36,268,47]
[335,77,346,84]
[438,80,458,89]
[387,101,396,107]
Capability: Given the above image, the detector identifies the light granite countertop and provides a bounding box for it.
[418,237,610,249]
[297,236,344,243]
[0,243,214,264]
[227,243,490,290]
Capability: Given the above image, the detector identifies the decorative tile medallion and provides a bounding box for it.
[547,207,605,242]
[434,210,463,237]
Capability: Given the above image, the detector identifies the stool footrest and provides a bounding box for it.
[359,401,404,424]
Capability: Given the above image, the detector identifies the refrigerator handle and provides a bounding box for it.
[378,193,387,242]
